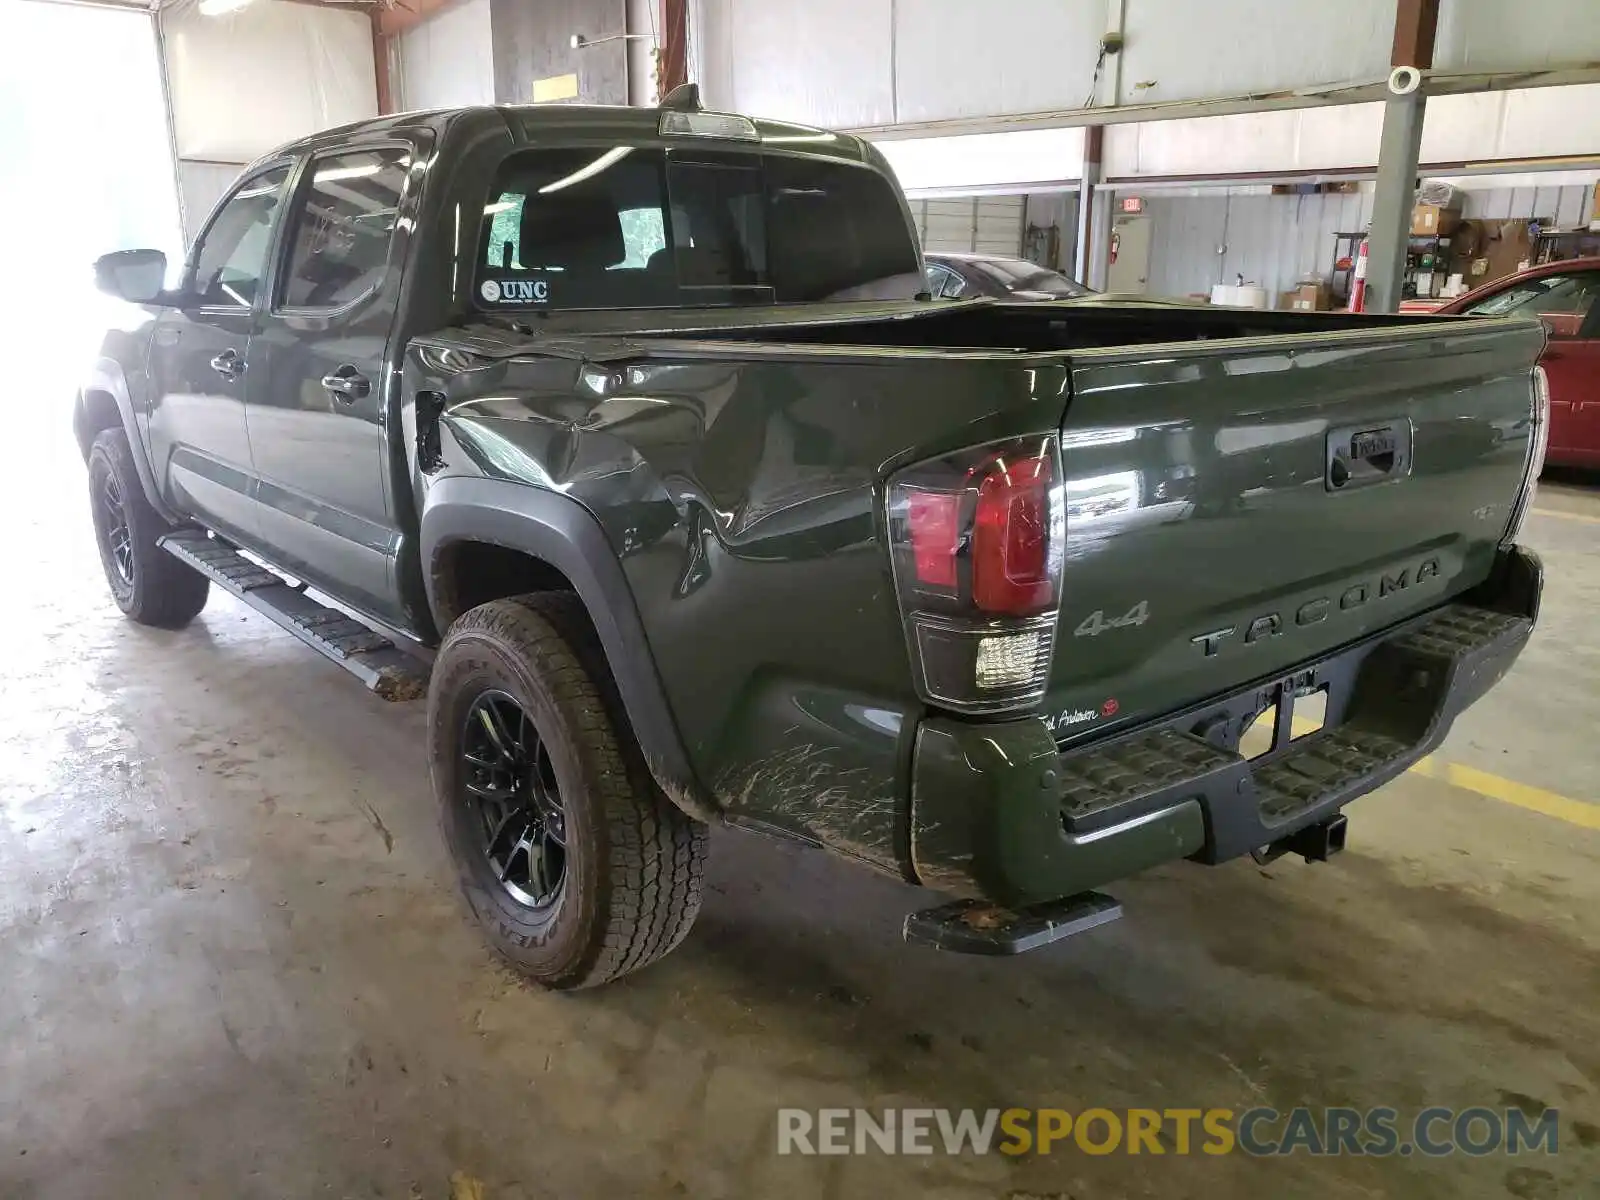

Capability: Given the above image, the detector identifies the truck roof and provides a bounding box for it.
[265,104,873,170]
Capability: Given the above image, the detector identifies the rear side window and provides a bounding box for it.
[476,144,920,310]
[279,147,410,309]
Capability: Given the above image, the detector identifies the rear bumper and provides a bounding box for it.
[908,545,1542,907]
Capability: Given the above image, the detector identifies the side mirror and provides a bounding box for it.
[93,249,168,304]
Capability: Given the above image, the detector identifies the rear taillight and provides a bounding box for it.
[887,436,1064,713]
[1505,365,1550,544]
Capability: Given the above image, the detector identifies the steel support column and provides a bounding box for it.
[1074,124,1103,285]
[1087,188,1114,292]
[1367,0,1440,313]
[1366,89,1426,313]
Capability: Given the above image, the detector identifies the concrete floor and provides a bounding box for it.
[3,416,1598,1200]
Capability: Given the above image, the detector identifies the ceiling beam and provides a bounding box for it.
[852,62,1600,140]
[1391,0,1442,69]
[276,0,382,10]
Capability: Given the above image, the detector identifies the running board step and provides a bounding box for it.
[902,893,1122,956]
[159,531,428,702]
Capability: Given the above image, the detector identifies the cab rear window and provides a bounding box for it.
[475,145,921,310]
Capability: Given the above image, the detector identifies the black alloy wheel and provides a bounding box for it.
[98,470,135,587]
[461,689,568,908]
[429,593,707,989]
[86,428,210,627]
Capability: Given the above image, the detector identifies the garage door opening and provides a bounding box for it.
[0,0,182,456]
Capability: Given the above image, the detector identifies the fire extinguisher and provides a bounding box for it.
[1109,229,1121,266]
[1349,237,1370,312]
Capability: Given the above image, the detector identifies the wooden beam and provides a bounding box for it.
[374,0,459,39]
[1391,0,1441,68]
[658,0,688,96]
[371,7,394,115]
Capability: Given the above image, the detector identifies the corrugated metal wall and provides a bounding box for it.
[1024,192,1079,273]
[1460,184,1594,226]
[396,0,495,112]
[1140,190,1375,300]
[693,0,1600,128]
[910,196,1027,256]
[1140,183,1596,301]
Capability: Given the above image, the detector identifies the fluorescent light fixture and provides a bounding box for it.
[537,145,633,194]
[198,0,256,15]
[571,32,652,49]
[482,201,519,215]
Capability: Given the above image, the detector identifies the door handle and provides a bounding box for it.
[320,365,371,403]
[209,349,244,380]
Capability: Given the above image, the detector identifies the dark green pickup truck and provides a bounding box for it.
[78,90,1547,987]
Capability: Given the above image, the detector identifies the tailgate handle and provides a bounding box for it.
[1326,421,1412,492]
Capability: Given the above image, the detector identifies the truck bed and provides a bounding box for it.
[412,300,1541,840]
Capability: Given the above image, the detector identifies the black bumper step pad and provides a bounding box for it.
[1055,601,1534,859]
[1254,726,1412,826]
[160,532,428,702]
[1058,728,1241,830]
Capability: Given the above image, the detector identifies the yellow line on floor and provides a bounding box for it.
[1287,718,1599,830]
[1531,507,1600,526]
[1411,759,1600,830]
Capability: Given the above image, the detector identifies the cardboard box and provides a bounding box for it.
[1411,203,1462,237]
[1281,281,1331,311]
[1477,219,1535,284]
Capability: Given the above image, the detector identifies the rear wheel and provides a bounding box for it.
[87,429,209,628]
[428,593,707,989]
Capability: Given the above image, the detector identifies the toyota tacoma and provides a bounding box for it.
[76,89,1547,986]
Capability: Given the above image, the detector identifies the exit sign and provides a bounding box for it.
[1120,196,1145,214]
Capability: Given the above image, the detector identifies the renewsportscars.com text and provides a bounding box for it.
[777,1106,1561,1158]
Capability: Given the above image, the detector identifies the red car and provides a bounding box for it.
[1437,256,1600,468]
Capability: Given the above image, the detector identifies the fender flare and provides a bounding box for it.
[419,475,718,822]
[75,357,183,526]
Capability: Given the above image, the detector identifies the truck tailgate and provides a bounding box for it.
[1042,319,1543,741]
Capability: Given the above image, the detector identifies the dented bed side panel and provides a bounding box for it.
[403,337,1068,876]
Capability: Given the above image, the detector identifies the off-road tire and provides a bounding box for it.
[429,593,707,989]
[87,428,210,629]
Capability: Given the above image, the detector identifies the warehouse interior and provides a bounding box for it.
[2,0,1598,1196]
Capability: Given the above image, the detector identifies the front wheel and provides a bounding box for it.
[428,593,707,989]
[87,429,209,628]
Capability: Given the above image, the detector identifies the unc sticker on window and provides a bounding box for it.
[480,278,549,304]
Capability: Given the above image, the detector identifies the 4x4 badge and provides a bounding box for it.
[1074,600,1150,638]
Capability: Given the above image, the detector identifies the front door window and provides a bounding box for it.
[190,167,291,309]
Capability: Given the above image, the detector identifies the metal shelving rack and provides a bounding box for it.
[1534,227,1600,265]
[1329,231,1366,305]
